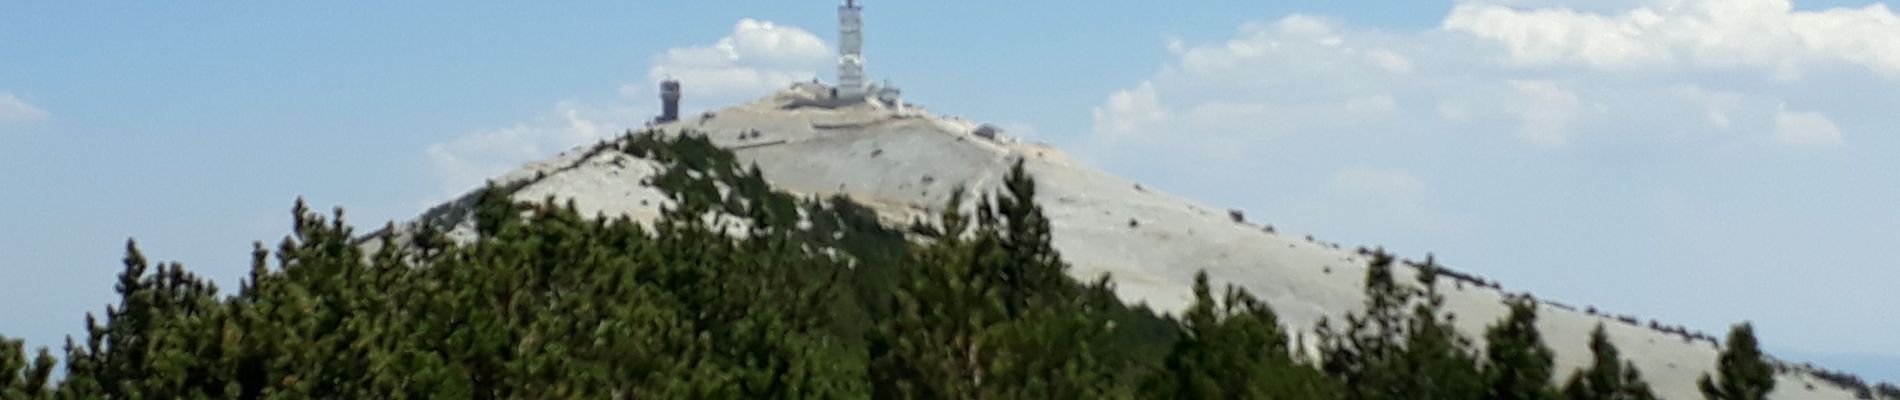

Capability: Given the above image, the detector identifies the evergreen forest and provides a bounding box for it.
[1,132,1784,399]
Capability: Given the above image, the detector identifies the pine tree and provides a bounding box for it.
[1320,253,1484,400]
[1485,295,1559,400]
[980,164,1133,399]
[1319,252,1409,400]
[869,165,1132,399]
[981,302,1132,400]
[28,161,884,399]
[869,192,1000,399]
[53,239,230,398]
[1699,323,1775,400]
[1396,257,1486,400]
[1561,324,1657,400]
[992,158,1069,316]
[1146,272,1339,399]
[472,182,522,237]
[1,336,57,399]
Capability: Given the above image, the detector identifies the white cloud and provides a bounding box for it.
[1088,2,1891,155]
[1082,2,1896,276]
[1671,85,1742,129]
[424,101,643,197]
[1075,0,1900,363]
[1365,49,1415,74]
[1086,14,1417,155]
[1445,0,1900,79]
[0,93,48,123]
[1443,4,1673,70]
[1503,80,1582,146]
[644,18,832,103]
[426,18,829,197]
[1092,81,1167,138]
[1275,14,1342,41]
[1774,106,1844,146]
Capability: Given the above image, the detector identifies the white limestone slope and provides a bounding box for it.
[448,85,1859,399]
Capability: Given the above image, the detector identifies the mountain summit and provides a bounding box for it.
[393,84,1869,399]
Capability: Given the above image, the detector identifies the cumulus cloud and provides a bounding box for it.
[424,18,830,197]
[1089,1,1890,157]
[1445,0,1900,79]
[1774,107,1843,146]
[1671,85,1743,130]
[1085,14,1415,160]
[424,101,643,196]
[1082,1,1900,257]
[1364,49,1415,74]
[0,93,48,123]
[1071,0,1900,365]
[1502,80,1583,146]
[1092,82,1166,138]
[643,18,832,104]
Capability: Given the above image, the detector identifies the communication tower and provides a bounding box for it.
[657,79,681,123]
[836,0,867,99]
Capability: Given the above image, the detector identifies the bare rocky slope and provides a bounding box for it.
[390,84,1879,399]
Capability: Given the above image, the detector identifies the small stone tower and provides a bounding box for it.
[658,79,681,123]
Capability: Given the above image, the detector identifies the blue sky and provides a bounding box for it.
[3,0,1897,382]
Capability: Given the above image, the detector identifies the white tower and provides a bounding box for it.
[836,0,868,99]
